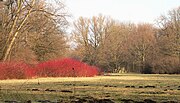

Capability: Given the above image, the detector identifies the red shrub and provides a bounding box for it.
[0,62,31,79]
[0,58,99,80]
[35,58,99,77]
[25,68,36,78]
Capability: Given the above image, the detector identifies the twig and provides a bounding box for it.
[72,68,76,97]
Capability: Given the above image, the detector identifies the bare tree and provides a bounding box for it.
[72,15,110,65]
[157,6,180,70]
[127,24,156,73]
[1,0,36,61]
[0,0,69,62]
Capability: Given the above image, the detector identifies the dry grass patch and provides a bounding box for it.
[0,74,180,102]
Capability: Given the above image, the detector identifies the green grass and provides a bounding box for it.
[0,74,180,102]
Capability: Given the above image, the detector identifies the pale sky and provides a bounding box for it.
[65,0,180,24]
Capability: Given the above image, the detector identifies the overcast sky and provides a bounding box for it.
[65,0,180,24]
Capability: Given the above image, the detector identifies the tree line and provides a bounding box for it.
[0,0,179,74]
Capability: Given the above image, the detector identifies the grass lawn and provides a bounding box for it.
[0,74,180,103]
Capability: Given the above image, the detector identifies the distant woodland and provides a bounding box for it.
[0,0,179,74]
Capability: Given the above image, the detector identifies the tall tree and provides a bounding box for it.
[156,6,180,72]
[0,0,36,61]
[72,15,110,65]
[126,24,156,73]
[0,0,68,62]
[100,23,134,72]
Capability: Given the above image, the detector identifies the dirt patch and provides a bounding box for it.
[121,99,134,102]
[61,90,73,93]
[31,88,40,91]
[64,84,73,86]
[26,100,31,103]
[5,100,18,103]
[162,101,178,103]
[120,99,157,103]
[140,91,165,94]
[139,86,143,88]
[125,86,135,88]
[131,86,135,88]
[71,96,114,103]
[37,100,51,103]
[144,99,156,103]
[144,85,156,88]
[45,89,56,92]
[104,85,117,87]
[164,89,168,91]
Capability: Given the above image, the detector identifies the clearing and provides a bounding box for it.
[0,74,180,103]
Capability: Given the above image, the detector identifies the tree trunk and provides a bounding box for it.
[2,0,35,61]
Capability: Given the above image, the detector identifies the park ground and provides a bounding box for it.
[0,74,180,103]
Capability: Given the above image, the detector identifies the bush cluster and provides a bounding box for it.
[0,58,99,80]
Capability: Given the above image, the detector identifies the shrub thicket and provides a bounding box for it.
[0,62,30,79]
[36,58,99,77]
[0,58,99,80]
